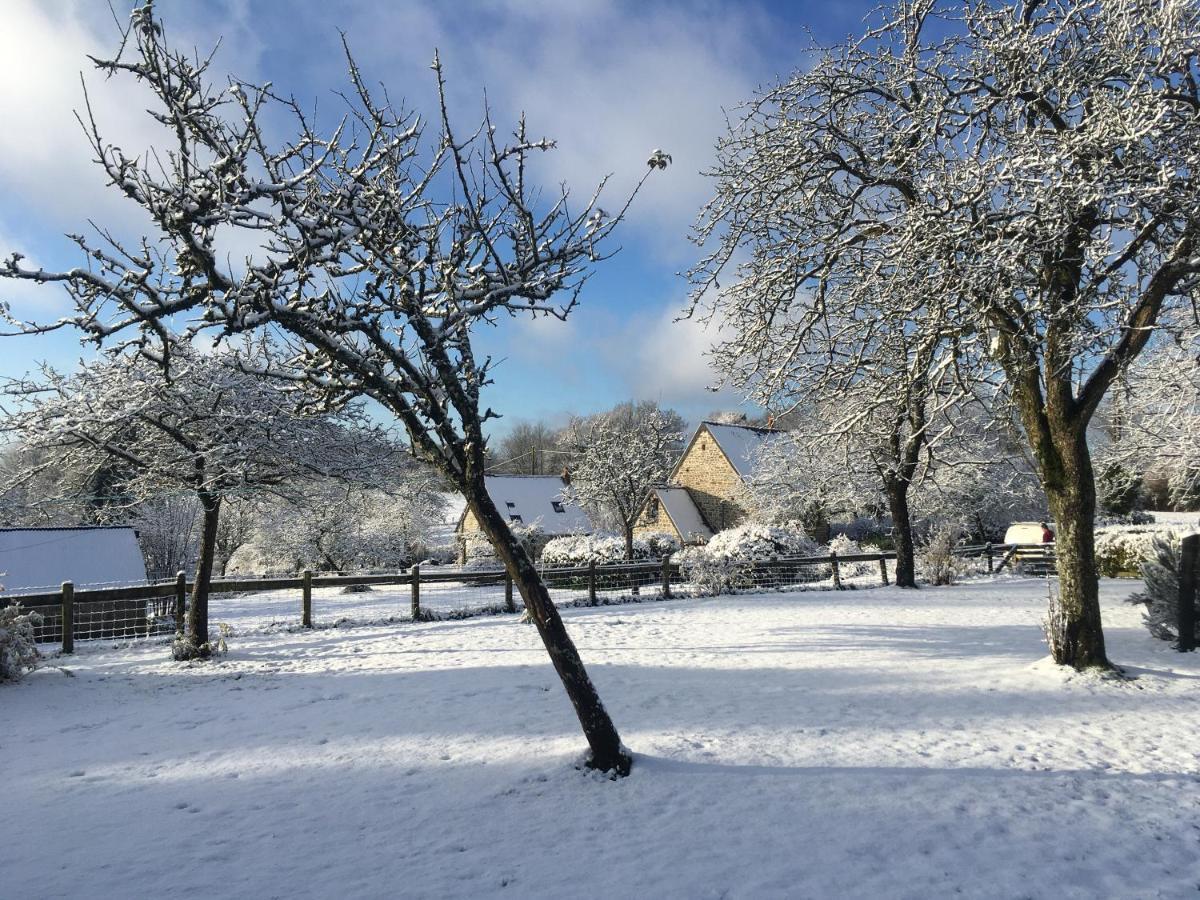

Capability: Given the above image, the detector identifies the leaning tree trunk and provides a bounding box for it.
[885,479,917,589]
[176,492,221,660]
[468,479,630,775]
[1042,432,1110,670]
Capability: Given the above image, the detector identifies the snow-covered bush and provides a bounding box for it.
[461,530,502,569]
[703,522,820,561]
[1094,525,1179,577]
[1126,536,1199,643]
[676,545,755,595]
[640,531,681,560]
[1,604,42,681]
[541,534,649,567]
[678,522,823,595]
[827,534,876,580]
[917,527,958,586]
[914,527,992,585]
[461,523,551,569]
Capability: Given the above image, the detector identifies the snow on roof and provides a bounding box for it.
[702,422,785,478]
[484,475,591,535]
[0,526,148,595]
[654,487,713,542]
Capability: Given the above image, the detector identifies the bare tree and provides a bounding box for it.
[689,0,1200,669]
[1,346,399,658]
[0,4,660,770]
[559,401,685,558]
[490,420,564,475]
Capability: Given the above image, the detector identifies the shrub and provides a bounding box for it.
[676,545,755,595]
[0,604,42,682]
[916,527,958,586]
[703,521,820,561]
[541,534,650,567]
[640,531,681,560]
[1125,536,1199,643]
[1094,525,1178,577]
[827,534,876,580]
[678,521,824,595]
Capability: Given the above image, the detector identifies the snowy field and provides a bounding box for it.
[5,578,1199,899]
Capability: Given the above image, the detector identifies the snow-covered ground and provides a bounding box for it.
[5,578,1198,899]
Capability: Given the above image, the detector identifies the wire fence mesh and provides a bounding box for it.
[4,550,901,648]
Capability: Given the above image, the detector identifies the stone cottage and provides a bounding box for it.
[633,421,784,545]
[455,474,593,560]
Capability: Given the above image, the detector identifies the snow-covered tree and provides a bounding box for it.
[1,346,399,658]
[913,403,1046,543]
[559,401,684,559]
[1101,326,1200,511]
[252,478,444,573]
[0,5,660,771]
[130,495,201,580]
[689,0,1200,670]
[741,422,882,538]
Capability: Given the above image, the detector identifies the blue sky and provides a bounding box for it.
[0,0,876,436]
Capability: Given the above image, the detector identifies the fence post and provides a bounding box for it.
[1179,534,1198,652]
[878,556,889,586]
[174,571,186,633]
[588,561,597,604]
[830,551,842,590]
[302,569,313,628]
[411,563,421,621]
[504,570,515,614]
[985,542,994,574]
[61,581,74,654]
[662,556,672,599]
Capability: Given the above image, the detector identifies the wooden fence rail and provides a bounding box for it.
[2,549,899,651]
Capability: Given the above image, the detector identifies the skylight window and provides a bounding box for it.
[509,514,523,523]
[551,500,565,514]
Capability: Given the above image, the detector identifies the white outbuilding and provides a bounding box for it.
[0,526,148,596]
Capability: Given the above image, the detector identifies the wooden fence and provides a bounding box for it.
[1,549,899,652]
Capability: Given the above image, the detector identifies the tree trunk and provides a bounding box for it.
[886,480,917,588]
[176,492,221,660]
[1042,435,1110,670]
[468,479,630,776]
[624,523,634,561]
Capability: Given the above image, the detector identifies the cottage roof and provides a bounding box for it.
[0,526,147,595]
[694,421,785,479]
[651,486,713,542]
[477,475,592,535]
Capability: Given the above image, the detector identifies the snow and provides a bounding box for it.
[428,491,469,548]
[5,578,1199,899]
[1150,510,1200,530]
[653,486,713,541]
[482,474,591,535]
[701,421,784,477]
[0,526,147,595]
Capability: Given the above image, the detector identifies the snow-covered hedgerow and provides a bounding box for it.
[827,534,877,579]
[679,522,823,595]
[541,534,649,567]
[703,522,821,561]
[0,604,42,682]
[1094,525,1180,577]
[640,531,681,560]
[1126,536,1199,643]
